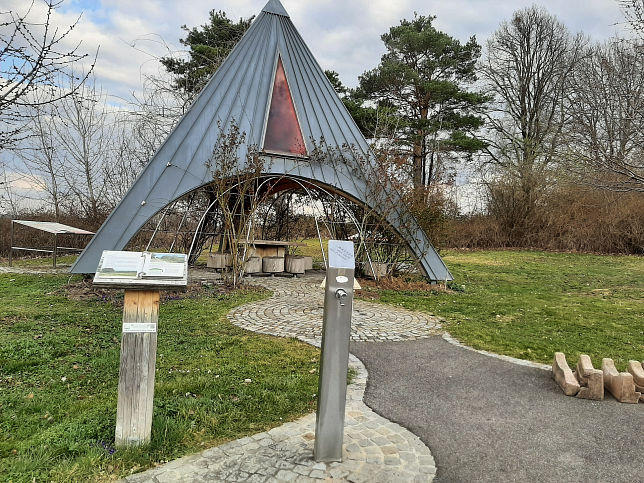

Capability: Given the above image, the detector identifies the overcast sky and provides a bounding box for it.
[5,0,629,106]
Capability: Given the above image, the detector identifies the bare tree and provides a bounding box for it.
[206,122,266,287]
[54,74,113,219]
[619,0,644,37]
[0,164,24,216]
[480,6,586,239]
[126,73,189,164]
[0,0,95,150]
[16,103,69,218]
[566,39,644,192]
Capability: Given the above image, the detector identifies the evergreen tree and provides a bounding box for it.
[324,70,398,141]
[359,15,488,187]
[161,11,253,96]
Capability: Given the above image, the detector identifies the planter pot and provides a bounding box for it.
[207,252,232,269]
[244,256,262,274]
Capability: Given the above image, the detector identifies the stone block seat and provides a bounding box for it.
[552,352,580,396]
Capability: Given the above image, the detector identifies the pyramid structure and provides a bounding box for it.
[71,0,452,281]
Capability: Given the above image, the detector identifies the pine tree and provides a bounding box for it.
[359,15,488,187]
[160,11,253,97]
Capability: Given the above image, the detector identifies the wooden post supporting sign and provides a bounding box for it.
[115,289,160,446]
[93,250,188,447]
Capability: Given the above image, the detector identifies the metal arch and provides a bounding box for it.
[181,174,377,277]
[250,174,376,277]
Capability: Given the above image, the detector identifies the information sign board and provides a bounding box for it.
[93,251,188,288]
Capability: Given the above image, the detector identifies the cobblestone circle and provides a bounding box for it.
[229,274,441,343]
[123,273,439,482]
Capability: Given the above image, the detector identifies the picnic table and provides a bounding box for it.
[238,239,305,258]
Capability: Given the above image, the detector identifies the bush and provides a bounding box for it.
[446,186,644,254]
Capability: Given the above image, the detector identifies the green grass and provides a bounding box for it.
[290,238,325,262]
[0,274,320,482]
[1,254,77,268]
[368,250,643,371]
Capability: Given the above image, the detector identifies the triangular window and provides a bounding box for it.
[263,57,307,156]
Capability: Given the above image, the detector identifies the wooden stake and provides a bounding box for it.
[115,289,160,446]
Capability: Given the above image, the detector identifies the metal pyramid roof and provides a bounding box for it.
[71,1,452,281]
[262,0,289,17]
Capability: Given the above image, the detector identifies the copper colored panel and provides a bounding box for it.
[264,57,307,155]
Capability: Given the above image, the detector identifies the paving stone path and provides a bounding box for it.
[123,274,441,482]
[230,274,441,343]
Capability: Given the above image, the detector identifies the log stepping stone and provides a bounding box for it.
[244,256,262,274]
[602,358,641,404]
[262,256,285,274]
[552,352,580,396]
[284,255,305,275]
[575,354,604,400]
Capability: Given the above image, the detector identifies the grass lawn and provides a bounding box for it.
[2,254,77,268]
[0,274,320,482]
[366,250,643,371]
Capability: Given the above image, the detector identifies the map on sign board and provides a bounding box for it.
[328,240,355,269]
[93,251,187,287]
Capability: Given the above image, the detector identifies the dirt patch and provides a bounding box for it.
[61,277,267,304]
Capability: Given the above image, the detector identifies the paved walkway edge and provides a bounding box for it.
[441,332,551,371]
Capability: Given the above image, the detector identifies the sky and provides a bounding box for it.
[4,0,629,107]
[1,0,631,213]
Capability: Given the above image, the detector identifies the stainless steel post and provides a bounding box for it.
[314,240,355,462]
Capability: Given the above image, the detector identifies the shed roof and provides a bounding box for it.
[13,220,94,235]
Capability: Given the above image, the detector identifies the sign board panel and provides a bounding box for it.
[93,251,188,288]
[328,240,355,269]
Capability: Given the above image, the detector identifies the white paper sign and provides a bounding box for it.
[328,240,355,269]
[123,323,157,333]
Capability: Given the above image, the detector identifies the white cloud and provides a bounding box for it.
[2,0,629,104]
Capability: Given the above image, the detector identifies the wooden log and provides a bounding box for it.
[602,358,641,404]
[552,352,580,396]
[262,256,284,273]
[207,252,232,269]
[244,256,262,274]
[285,255,305,274]
[303,256,313,271]
[115,290,159,446]
[575,354,604,400]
